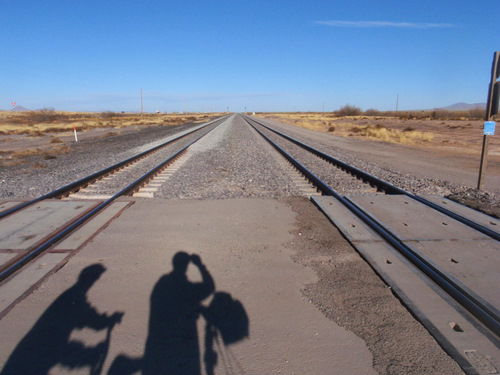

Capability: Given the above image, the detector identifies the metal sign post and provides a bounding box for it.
[477,52,500,190]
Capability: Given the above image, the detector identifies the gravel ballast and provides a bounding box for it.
[156,115,301,199]
[1,114,486,374]
[0,121,203,199]
[254,116,500,218]
[0,113,498,218]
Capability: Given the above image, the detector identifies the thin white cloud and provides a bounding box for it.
[315,20,455,29]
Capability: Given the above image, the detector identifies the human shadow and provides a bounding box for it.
[1,263,124,375]
[109,252,249,375]
[143,251,214,374]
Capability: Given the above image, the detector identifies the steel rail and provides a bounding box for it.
[244,116,500,338]
[0,116,228,220]
[245,115,500,241]
[0,118,223,283]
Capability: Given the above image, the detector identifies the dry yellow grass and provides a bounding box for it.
[0,111,223,166]
[0,110,219,136]
[348,125,433,144]
[260,113,434,145]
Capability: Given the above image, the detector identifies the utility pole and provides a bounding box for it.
[477,51,500,190]
[140,88,143,115]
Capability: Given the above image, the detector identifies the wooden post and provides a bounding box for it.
[477,52,500,190]
[477,134,489,189]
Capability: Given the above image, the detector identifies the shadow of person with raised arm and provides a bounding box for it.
[1,264,123,375]
[142,251,215,375]
[108,251,249,375]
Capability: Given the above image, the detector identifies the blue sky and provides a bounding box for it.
[1,0,498,113]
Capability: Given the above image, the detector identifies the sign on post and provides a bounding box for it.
[478,52,500,190]
[484,121,496,135]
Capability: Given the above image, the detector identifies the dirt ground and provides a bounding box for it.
[261,113,499,164]
[0,125,153,161]
[286,196,467,374]
[260,114,500,216]
[0,197,465,374]
[260,114,500,158]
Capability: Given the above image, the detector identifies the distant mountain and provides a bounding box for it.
[11,105,30,112]
[438,102,485,111]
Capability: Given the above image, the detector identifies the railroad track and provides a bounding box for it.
[0,116,227,285]
[242,114,499,373]
[0,116,226,219]
[246,116,500,241]
[1,113,498,372]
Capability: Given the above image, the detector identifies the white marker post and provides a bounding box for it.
[73,125,78,142]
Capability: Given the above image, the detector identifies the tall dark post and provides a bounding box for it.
[477,51,500,190]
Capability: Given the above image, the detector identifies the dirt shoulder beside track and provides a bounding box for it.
[0,197,465,374]
[259,115,500,217]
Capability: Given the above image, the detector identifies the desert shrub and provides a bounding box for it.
[328,126,335,132]
[163,118,179,124]
[26,108,64,124]
[350,126,364,133]
[364,108,380,116]
[430,110,480,120]
[101,111,117,119]
[432,110,450,120]
[337,104,362,117]
[403,126,416,132]
[467,107,485,120]
[41,126,69,133]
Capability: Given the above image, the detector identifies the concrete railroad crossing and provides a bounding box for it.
[0,115,498,375]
